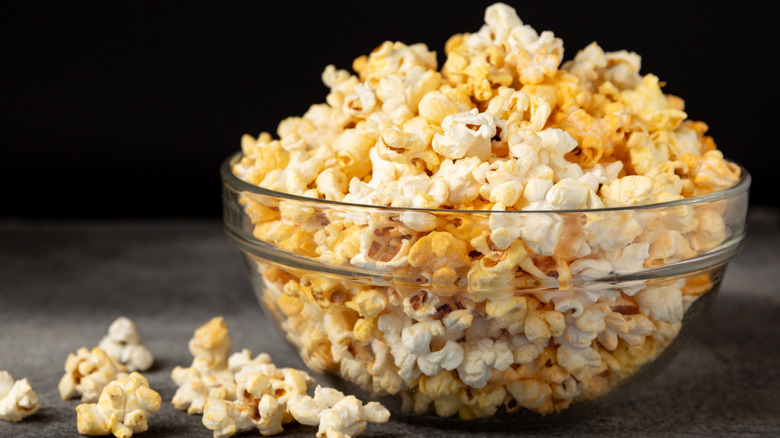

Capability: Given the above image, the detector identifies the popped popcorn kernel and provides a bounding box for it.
[60,347,128,403]
[76,372,161,438]
[98,317,154,372]
[0,371,39,422]
[171,317,237,415]
[288,385,390,438]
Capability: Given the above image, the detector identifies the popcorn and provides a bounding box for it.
[288,385,390,438]
[545,178,590,210]
[202,360,315,437]
[414,370,462,416]
[432,109,497,160]
[506,379,552,412]
[600,175,656,207]
[457,383,507,419]
[418,90,459,125]
[231,1,742,420]
[408,231,470,288]
[171,317,237,414]
[634,281,685,324]
[76,372,161,438]
[0,371,39,422]
[59,347,128,402]
[201,398,255,438]
[456,338,513,388]
[98,317,154,372]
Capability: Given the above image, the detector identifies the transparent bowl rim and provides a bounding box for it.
[221,152,751,214]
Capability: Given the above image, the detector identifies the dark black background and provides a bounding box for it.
[2,1,776,218]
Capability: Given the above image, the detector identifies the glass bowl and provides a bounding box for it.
[220,152,749,427]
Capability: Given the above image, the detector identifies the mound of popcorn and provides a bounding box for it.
[231,3,741,418]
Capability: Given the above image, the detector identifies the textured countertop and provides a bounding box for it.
[1,208,778,437]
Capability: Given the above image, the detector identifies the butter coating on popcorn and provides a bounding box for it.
[0,371,39,422]
[232,1,743,421]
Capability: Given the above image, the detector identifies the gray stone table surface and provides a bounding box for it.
[1,207,778,437]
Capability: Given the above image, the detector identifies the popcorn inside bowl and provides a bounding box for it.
[223,2,749,421]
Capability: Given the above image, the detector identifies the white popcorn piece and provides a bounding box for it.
[227,348,273,374]
[60,347,128,402]
[440,160,487,207]
[288,386,345,427]
[378,313,455,380]
[202,398,256,438]
[76,372,161,438]
[349,218,415,272]
[569,258,614,281]
[0,371,39,422]
[523,177,553,202]
[322,65,359,108]
[456,339,513,388]
[555,339,603,381]
[432,109,497,160]
[367,339,404,396]
[343,83,377,119]
[507,334,546,364]
[288,385,390,438]
[98,317,154,372]
[635,281,685,324]
[489,201,563,255]
[605,242,650,275]
[545,178,590,210]
[584,211,643,251]
[600,175,656,208]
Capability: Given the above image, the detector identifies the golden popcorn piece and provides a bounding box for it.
[76,372,161,438]
[59,347,128,403]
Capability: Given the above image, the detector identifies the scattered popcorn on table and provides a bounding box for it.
[231,2,743,419]
[76,372,161,438]
[59,347,128,402]
[98,317,154,372]
[171,316,237,414]
[288,385,390,438]
[202,357,315,437]
[184,332,390,438]
[0,371,39,422]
